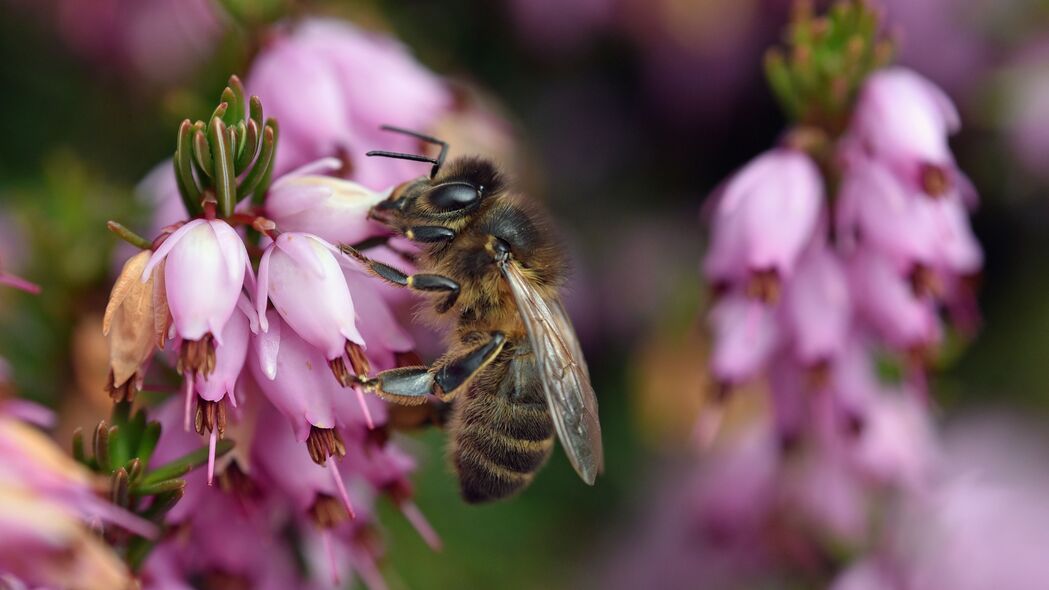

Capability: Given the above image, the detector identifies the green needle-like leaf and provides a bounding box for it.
[138,421,162,468]
[220,87,240,126]
[193,128,215,178]
[228,75,246,123]
[174,120,202,215]
[71,427,86,465]
[249,95,263,131]
[93,421,111,473]
[112,468,130,507]
[133,478,189,496]
[138,439,235,487]
[211,117,236,217]
[239,122,275,203]
[236,119,260,174]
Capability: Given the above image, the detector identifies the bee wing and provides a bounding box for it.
[501,260,604,484]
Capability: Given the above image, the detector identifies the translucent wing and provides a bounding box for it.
[501,260,604,484]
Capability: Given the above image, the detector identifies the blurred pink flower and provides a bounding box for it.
[847,67,962,197]
[708,292,779,386]
[781,246,851,367]
[704,148,823,296]
[847,248,940,351]
[247,19,452,189]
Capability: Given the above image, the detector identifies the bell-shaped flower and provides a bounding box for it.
[142,218,250,375]
[265,161,391,247]
[343,265,415,371]
[256,232,364,364]
[708,292,779,386]
[103,250,166,402]
[703,148,823,298]
[252,400,361,525]
[848,67,961,196]
[847,249,940,351]
[782,247,851,367]
[847,392,936,490]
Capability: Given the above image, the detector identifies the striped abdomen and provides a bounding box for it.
[451,352,555,503]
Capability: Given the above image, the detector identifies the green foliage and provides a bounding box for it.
[765,0,894,134]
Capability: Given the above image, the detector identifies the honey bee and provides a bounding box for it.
[342,126,603,503]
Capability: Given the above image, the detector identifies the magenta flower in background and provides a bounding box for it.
[247,18,452,189]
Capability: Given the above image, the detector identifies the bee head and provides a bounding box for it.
[366,126,503,227]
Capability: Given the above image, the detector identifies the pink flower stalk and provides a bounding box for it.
[246,19,452,188]
[847,67,962,197]
[704,148,823,300]
[143,218,251,378]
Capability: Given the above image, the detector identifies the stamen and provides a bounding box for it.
[400,500,442,551]
[306,427,347,464]
[346,342,371,377]
[104,370,137,404]
[182,373,193,432]
[329,357,353,387]
[355,386,375,430]
[920,162,950,198]
[745,269,781,304]
[178,334,217,378]
[327,458,356,520]
[207,429,218,486]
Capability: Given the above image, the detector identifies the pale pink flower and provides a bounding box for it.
[848,67,961,196]
[704,148,823,295]
[782,247,852,366]
[708,292,780,385]
[143,218,250,345]
[265,168,390,247]
[847,249,940,351]
[257,232,363,361]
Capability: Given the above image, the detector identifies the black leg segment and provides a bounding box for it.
[406,226,456,243]
[435,332,506,398]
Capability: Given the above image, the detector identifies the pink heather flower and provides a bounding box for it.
[247,18,452,188]
[847,393,936,489]
[252,310,345,441]
[143,218,250,346]
[343,265,415,371]
[784,449,869,545]
[708,292,780,386]
[256,232,364,361]
[191,302,253,406]
[847,249,940,351]
[782,247,851,366]
[265,161,391,246]
[704,148,823,296]
[848,67,961,196]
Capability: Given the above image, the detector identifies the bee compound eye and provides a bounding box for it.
[428,182,481,211]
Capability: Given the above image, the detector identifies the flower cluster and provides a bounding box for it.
[94,18,487,585]
[695,0,983,579]
[704,36,981,457]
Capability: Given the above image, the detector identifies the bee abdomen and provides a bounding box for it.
[453,399,555,503]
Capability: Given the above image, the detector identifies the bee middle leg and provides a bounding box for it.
[340,244,460,312]
[358,332,506,405]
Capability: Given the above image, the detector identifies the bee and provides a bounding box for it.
[342,126,603,503]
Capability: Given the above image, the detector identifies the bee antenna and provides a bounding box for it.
[366,125,449,178]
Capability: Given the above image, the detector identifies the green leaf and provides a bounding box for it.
[174,120,202,215]
[228,75,247,123]
[111,468,130,507]
[133,477,189,496]
[93,421,111,473]
[138,439,235,487]
[239,122,275,204]
[138,421,162,468]
[192,128,215,179]
[211,117,236,218]
[235,119,260,174]
[71,427,86,465]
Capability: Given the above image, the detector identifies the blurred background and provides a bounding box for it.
[3,0,1049,588]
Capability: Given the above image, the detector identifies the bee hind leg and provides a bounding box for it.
[360,332,506,404]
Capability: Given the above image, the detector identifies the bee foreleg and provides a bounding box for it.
[340,244,461,311]
[362,332,506,404]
